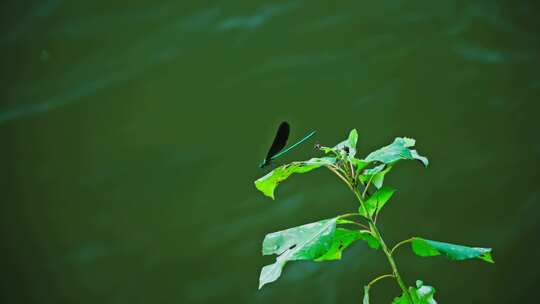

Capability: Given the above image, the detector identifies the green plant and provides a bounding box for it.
[254,129,494,303]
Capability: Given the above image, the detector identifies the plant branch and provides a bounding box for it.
[368,274,394,287]
[337,213,370,230]
[362,173,374,198]
[341,160,349,176]
[337,213,360,219]
[326,166,352,191]
[340,163,354,185]
[336,165,348,177]
[349,160,355,183]
[390,238,414,255]
[350,222,370,230]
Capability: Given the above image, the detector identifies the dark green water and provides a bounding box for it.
[2,1,539,303]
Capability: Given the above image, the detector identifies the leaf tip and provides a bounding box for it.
[481,251,495,263]
[265,190,276,200]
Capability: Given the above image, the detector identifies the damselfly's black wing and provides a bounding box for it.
[265,121,290,162]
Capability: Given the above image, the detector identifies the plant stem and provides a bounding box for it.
[369,222,412,303]
[332,161,412,302]
[351,189,413,303]
[353,189,369,219]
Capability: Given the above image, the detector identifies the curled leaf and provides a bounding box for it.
[255,157,335,199]
[365,137,428,167]
[411,238,494,263]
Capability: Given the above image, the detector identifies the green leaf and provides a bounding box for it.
[360,164,393,189]
[319,146,335,154]
[259,218,337,289]
[363,285,370,304]
[358,186,396,218]
[393,280,437,304]
[365,137,428,167]
[352,157,370,173]
[348,129,358,153]
[362,164,385,176]
[254,157,336,199]
[411,238,494,263]
[333,129,358,158]
[358,230,380,249]
[335,219,380,249]
[371,167,390,188]
[316,228,364,261]
[335,218,356,225]
[412,281,437,304]
[315,129,359,160]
